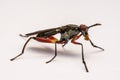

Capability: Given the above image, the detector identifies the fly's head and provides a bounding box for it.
[79,23,102,41]
[79,24,89,41]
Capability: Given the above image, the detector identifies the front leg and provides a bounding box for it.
[71,34,89,72]
[89,39,104,51]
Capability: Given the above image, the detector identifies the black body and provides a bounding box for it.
[25,24,81,44]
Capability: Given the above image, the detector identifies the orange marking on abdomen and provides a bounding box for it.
[35,37,53,43]
[34,37,63,44]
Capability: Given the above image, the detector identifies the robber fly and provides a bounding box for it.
[10,23,104,72]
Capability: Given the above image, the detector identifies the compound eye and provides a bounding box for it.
[80,24,87,31]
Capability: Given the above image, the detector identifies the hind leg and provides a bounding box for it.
[10,37,34,61]
[10,36,63,63]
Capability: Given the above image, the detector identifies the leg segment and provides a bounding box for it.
[89,39,104,51]
[46,42,57,63]
[10,37,34,61]
[10,36,63,63]
[34,36,63,63]
[71,41,89,72]
[62,41,68,47]
[71,35,89,72]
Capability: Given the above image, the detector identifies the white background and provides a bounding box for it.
[0,0,120,80]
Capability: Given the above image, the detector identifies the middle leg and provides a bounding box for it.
[34,36,63,63]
